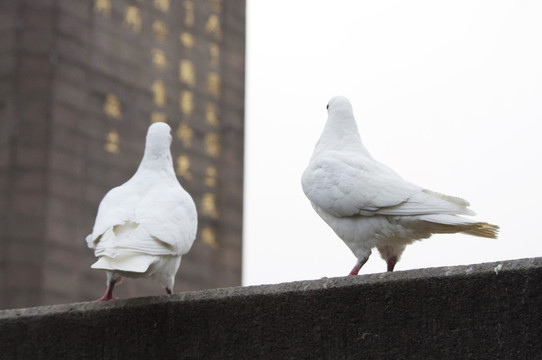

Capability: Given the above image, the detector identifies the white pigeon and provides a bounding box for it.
[301,96,498,275]
[86,122,197,301]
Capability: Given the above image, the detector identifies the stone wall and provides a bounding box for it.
[1,257,541,359]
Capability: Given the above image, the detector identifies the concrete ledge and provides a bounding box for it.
[1,258,541,359]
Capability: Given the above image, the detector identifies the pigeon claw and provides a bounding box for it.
[94,295,118,302]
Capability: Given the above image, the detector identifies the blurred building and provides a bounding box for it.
[0,0,245,308]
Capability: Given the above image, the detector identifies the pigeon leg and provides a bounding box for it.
[349,264,362,276]
[95,282,117,301]
[95,273,120,301]
[387,256,398,272]
[348,255,369,276]
[165,287,173,295]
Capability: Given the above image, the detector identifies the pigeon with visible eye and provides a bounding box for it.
[301,96,498,275]
[86,122,197,301]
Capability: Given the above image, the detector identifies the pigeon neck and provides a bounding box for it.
[138,147,176,177]
[316,112,368,154]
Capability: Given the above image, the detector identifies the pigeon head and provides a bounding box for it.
[326,96,354,114]
[144,122,173,159]
[314,96,366,155]
[325,96,357,130]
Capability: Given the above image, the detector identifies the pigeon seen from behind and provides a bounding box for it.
[86,122,197,301]
[301,96,498,275]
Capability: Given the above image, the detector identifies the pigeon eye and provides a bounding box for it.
[326,104,329,110]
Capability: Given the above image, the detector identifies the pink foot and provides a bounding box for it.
[94,284,117,302]
[348,264,362,276]
[349,256,369,276]
[94,295,118,302]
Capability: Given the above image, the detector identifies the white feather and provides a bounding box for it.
[86,122,197,293]
[302,96,498,273]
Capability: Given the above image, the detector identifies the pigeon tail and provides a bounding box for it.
[91,252,158,273]
[421,214,499,239]
[461,222,499,239]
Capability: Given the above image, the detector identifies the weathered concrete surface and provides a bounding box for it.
[1,257,541,359]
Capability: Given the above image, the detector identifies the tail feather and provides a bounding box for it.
[91,252,158,273]
[462,222,499,239]
[420,214,499,239]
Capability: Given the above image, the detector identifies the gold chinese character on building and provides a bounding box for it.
[151,112,167,123]
[204,165,217,187]
[180,90,194,117]
[176,123,194,148]
[180,32,195,50]
[152,48,168,70]
[183,1,195,27]
[201,193,219,219]
[207,72,221,98]
[204,132,220,157]
[124,5,142,33]
[205,14,222,40]
[104,129,120,154]
[94,0,111,17]
[209,0,222,12]
[152,20,168,43]
[206,102,219,127]
[154,0,170,12]
[103,94,122,119]
[179,60,196,87]
[151,79,166,106]
[209,43,220,67]
[176,155,193,180]
[201,226,219,249]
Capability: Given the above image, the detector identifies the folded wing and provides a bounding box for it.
[86,181,197,273]
[302,151,474,218]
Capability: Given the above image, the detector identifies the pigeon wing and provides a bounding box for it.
[373,189,475,216]
[134,183,198,256]
[86,183,140,248]
[302,151,419,217]
[302,151,474,217]
[87,180,197,257]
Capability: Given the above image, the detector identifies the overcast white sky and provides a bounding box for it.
[242,0,542,285]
